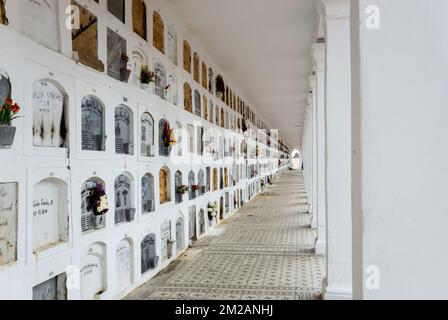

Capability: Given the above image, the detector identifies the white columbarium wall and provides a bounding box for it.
[352,0,448,299]
[0,0,281,300]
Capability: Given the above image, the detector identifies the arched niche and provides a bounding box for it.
[193,53,200,83]
[208,100,214,123]
[205,167,211,192]
[221,108,225,128]
[115,105,134,155]
[167,74,178,105]
[132,0,147,40]
[224,168,229,187]
[199,209,205,236]
[175,171,183,204]
[81,95,106,151]
[175,214,185,253]
[202,96,208,120]
[140,112,155,157]
[188,171,195,201]
[81,242,107,300]
[160,220,172,261]
[32,178,69,253]
[116,238,133,293]
[188,206,197,243]
[19,0,60,52]
[225,192,230,214]
[215,105,219,125]
[0,0,7,25]
[208,68,214,94]
[154,61,167,100]
[219,197,224,220]
[174,121,183,157]
[158,118,171,156]
[167,25,178,66]
[201,62,207,89]
[183,40,191,73]
[0,70,11,106]
[153,11,165,54]
[32,79,69,148]
[130,47,148,86]
[194,90,201,117]
[141,233,159,274]
[212,168,218,191]
[114,173,135,224]
[141,173,155,213]
[215,75,225,101]
[159,167,171,204]
[81,178,105,233]
[198,170,205,196]
[183,82,192,113]
[219,168,224,190]
[107,28,127,82]
[186,124,194,154]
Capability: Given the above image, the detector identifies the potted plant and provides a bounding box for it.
[0,98,20,148]
[140,64,155,93]
[88,184,108,229]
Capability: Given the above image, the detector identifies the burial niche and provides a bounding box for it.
[160,220,172,261]
[220,168,224,189]
[212,168,218,191]
[116,238,133,293]
[189,206,197,244]
[19,0,60,52]
[159,167,171,204]
[167,74,178,105]
[215,75,225,101]
[208,68,214,94]
[188,171,195,201]
[215,105,219,125]
[141,112,155,157]
[132,0,147,40]
[224,168,229,187]
[0,71,11,106]
[32,273,67,300]
[153,11,164,54]
[183,82,192,113]
[141,173,155,213]
[0,183,17,266]
[209,100,214,123]
[81,95,106,151]
[199,209,205,236]
[107,29,128,83]
[71,1,104,72]
[108,0,125,23]
[81,242,107,300]
[206,167,211,192]
[81,178,105,233]
[130,48,148,86]
[33,79,69,148]
[175,171,183,204]
[159,119,171,156]
[193,53,200,83]
[194,90,201,117]
[167,25,178,66]
[0,0,7,25]
[176,215,185,253]
[114,174,135,224]
[198,170,205,196]
[202,96,208,120]
[33,178,69,253]
[115,105,134,155]
[202,62,207,89]
[154,62,167,100]
[141,233,159,274]
[183,40,191,73]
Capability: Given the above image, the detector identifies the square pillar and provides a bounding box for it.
[323,0,353,300]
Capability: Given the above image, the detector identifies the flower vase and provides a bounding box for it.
[93,214,105,229]
[0,125,16,148]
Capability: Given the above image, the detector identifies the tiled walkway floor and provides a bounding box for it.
[126,170,326,300]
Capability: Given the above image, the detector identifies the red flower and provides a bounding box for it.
[5,98,12,106]
[11,104,20,114]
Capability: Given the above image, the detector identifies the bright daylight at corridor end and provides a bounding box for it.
[0,0,447,310]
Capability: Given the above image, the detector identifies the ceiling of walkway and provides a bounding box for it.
[165,0,318,150]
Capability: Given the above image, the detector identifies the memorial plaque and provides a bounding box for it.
[194,90,201,117]
[153,11,165,54]
[116,239,132,292]
[193,53,200,83]
[206,167,211,192]
[130,48,147,86]
[115,105,132,155]
[160,221,171,261]
[81,179,101,232]
[81,96,105,151]
[175,171,182,204]
[140,112,154,157]
[141,174,154,213]
[141,234,158,274]
[19,0,60,52]
[183,40,191,73]
[114,174,132,224]
[107,0,125,23]
[167,25,178,66]
[154,62,166,100]
[198,170,204,196]
[208,68,214,94]
[0,72,11,106]
[188,171,195,200]
[183,82,192,113]
[32,273,67,300]
[132,0,146,40]
[158,119,170,156]
[81,243,107,300]
[159,168,169,204]
[107,29,127,82]
[167,74,178,105]
[33,80,68,148]
[0,183,17,266]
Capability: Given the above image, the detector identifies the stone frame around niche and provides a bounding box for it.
[26,168,71,265]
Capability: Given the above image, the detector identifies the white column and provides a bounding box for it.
[313,42,327,255]
[310,77,318,229]
[323,0,352,300]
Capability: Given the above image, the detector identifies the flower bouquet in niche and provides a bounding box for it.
[192,184,200,192]
[0,98,20,148]
[140,64,156,93]
[176,185,189,194]
[207,202,217,221]
[88,184,108,229]
[163,121,176,148]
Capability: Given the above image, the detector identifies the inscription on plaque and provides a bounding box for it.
[0,183,17,266]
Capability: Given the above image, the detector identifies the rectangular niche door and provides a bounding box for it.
[159,171,167,204]
[33,273,67,300]
[107,29,127,82]
[0,183,18,266]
